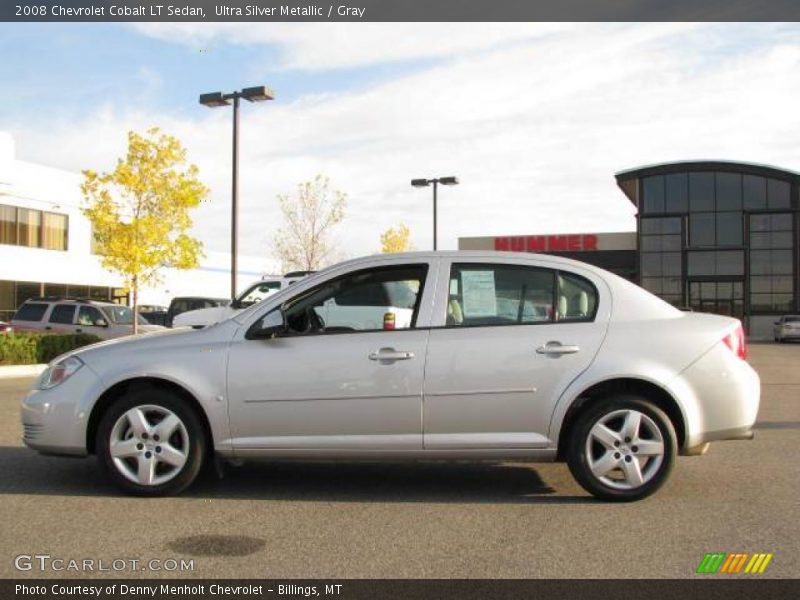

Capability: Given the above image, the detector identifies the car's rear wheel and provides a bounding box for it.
[567,395,677,502]
[96,388,206,496]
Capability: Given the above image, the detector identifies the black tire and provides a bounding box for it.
[96,387,207,496]
[566,395,677,502]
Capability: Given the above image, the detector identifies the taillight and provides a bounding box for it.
[722,324,748,360]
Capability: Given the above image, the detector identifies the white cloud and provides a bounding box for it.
[7,23,800,265]
[128,22,573,70]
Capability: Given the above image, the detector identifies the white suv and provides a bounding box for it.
[11,298,164,340]
[172,272,313,329]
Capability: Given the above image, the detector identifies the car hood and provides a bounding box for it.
[62,321,238,366]
[172,305,237,327]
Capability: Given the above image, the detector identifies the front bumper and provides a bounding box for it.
[20,363,102,456]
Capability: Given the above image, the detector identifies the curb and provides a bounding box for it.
[0,364,47,379]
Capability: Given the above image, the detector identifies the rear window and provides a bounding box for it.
[49,304,76,324]
[14,303,48,322]
[784,316,800,323]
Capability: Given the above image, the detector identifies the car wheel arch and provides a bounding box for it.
[86,377,214,456]
[555,377,686,461]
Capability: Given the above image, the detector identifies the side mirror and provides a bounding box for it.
[95,318,109,328]
[252,310,286,339]
[774,322,780,326]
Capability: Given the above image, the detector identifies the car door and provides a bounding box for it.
[45,303,77,334]
[226,259,437,451]
[76,305,111,339]
[423,258,610,450]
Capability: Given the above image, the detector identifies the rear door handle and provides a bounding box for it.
[536,341,580,355]
[369,348,415,362]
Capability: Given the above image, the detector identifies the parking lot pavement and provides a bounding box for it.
[0,344,798,579]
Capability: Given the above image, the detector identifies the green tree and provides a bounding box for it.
[273,175,347,271]
[380,223,413,253]
[81,128,208,333]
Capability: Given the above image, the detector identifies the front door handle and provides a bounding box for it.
[369,348,415,362]
[536,341,580,355]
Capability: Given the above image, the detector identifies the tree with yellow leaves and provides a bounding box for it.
[380,223,413,253]
[81,129,208,334]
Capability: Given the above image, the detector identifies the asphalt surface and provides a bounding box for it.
[0,344,797,579]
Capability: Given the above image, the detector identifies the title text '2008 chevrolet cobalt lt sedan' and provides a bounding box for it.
[21,252,759,501]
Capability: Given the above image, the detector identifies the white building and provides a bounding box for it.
[0,131,277,321]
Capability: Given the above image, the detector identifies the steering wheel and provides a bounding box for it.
[305,307,325,333]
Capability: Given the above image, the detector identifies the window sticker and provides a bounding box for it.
[461,270,497,317]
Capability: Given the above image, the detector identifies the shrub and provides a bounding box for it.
[0,333,38,365]
[0,332,103,366]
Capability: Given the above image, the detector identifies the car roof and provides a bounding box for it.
[23,297,117,307]
[325,250,611,275]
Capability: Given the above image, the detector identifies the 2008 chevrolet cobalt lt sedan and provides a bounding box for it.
[21,252,760,501]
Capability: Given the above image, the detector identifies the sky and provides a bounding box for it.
[1,22,799,264]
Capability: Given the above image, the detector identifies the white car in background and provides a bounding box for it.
[21,252,759,501]
[172,272,313,329]
[773,315,800,343]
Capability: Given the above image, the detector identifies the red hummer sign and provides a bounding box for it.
[494,234,600,253]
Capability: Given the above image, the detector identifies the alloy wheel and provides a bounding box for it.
[108,405,189,486]
[585,409,665,490]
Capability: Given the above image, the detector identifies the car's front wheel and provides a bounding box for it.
[566,395,677,502]
[96,388,206,496]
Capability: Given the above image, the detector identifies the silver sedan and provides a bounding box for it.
[21,252,760,501]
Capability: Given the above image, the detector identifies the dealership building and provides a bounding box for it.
[460,161,799,340]
[0,132,275,322]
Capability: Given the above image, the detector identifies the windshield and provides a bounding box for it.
[236,281,282,308]
[102,305,148,325]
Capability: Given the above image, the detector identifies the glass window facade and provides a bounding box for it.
[640,216,683,306]
[749,213,794,312]
[635,165,797,318]
[0,204,68,251]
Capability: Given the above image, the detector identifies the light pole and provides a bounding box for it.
[199,86,274,300]
[411,176,459,250]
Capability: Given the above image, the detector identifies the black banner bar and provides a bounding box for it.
[4,579,800,600]
[3,0,800,22]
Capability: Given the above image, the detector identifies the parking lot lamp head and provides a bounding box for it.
[240,86,275,102]
[198,92,231,108]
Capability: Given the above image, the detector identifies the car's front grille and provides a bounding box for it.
[22,423,43,442]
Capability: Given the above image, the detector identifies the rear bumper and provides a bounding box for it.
[776,330,800,339]
[669,343,760,450]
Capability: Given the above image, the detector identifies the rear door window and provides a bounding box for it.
[49,304,76,324]
[448,264,555,327]
[446,264,599,327]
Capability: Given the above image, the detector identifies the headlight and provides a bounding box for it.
[38,356,84,390]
